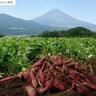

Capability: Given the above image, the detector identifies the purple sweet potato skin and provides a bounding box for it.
[0,55,96,96]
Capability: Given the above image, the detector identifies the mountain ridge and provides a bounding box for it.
[33,9,96,31]
[0,9,96,35]
[0,13,62,35]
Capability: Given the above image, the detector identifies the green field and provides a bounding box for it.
[0,37,96,76]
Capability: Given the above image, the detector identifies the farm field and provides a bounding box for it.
[0,37,96,96]
[0,37,96,76]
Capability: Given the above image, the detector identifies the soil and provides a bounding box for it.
[0,77,27,96]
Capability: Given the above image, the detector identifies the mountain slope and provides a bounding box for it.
[0,9,96,35]
[0,14,60,35]
[33,9,96,31]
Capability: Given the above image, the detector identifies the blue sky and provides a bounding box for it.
[0,0,96,24]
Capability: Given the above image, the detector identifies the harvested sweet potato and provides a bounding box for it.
[0,55,96,96]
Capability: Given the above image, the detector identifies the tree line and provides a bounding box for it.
[39,27,96,37]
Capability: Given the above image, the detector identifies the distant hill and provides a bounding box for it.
[0,9,96,35]
[39,27,96,37]
[0,14,62,35]
[33,9,96,31]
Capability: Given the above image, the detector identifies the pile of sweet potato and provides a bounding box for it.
[0,55,96,96]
